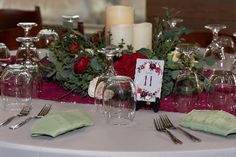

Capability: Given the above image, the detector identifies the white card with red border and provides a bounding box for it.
[134,59,164,102]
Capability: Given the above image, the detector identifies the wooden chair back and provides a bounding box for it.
[0,6,42,50]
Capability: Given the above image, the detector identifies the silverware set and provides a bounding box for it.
[0,104,52,130]
[154,114,201,144]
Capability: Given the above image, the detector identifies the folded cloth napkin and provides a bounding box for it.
[31,109,93,137]
[180,110,236,136]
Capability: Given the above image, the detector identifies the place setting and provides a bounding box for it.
[0,2,235,157]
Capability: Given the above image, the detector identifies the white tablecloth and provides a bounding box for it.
[0,99,235,157]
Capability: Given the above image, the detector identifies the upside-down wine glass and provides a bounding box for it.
[16,22,39,63]
[94,44,120,113]
[37,29,59,48]
[16,37,41,97]
[208,70,236,114]
[173,44,203,113]
[103,76,136,125]
[204,24,227,70]
[62,15,80,34]
[17,22,38,37]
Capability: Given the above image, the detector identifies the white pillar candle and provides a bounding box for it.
[133,22,153,51]
[110,24,133,46]
[105,5,134,34]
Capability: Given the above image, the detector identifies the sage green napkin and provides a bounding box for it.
[180,110,236,136]
[31,109,93,137]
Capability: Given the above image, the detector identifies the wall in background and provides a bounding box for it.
[146,0,236,34]
[0,0,146,33]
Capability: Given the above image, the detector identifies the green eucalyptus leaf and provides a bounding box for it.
[90,57,103,71]
[171,70,180,79]
[137,48,153,58]
[205,56,216,66]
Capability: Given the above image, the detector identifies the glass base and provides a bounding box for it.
[107,117,134,126]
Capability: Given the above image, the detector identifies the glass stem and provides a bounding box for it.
[106,55,116,76]
[212,29,219,41]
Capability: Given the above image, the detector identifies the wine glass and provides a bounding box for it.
[1,64,32,111]
[0,43,11,69]
[16,37,41,97]
[218,35,236,71]
[37,29,59,48]
[94,45,119,113]
[62,15,80,30]
[204,24,227,70]
[16,22,39,63]
[208,70,236,113]
[103,75,136,125]
[173,67,202,113]
[16,37,39,64]
[17,22,38,37]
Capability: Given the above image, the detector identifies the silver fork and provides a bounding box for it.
[9,104,52,130]
[159,114,201,142]
[153,118,183,144]
[0,105,31,126]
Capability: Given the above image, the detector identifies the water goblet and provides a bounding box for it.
[103,76,136,125]
[17,22,38,37]
[94,45,120,113]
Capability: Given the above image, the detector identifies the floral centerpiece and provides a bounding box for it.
[43,8,214,98]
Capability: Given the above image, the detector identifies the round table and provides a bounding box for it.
[0,99,235,157]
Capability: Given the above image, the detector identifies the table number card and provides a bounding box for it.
[134,59,164,102]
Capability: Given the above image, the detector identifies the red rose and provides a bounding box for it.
[74,56,89,74]
[114,52,147,79]
[69,43,80,52]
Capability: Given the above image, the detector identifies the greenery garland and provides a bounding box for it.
[43,8,214,98]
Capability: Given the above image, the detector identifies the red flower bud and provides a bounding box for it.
[69,43,80,52]
[74,56,89,74]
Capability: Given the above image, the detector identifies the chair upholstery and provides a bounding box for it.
[0,6,42,50]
